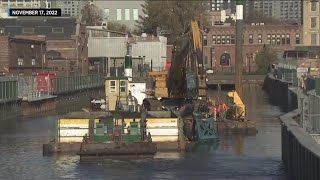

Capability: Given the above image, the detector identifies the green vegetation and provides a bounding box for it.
[136,0,209,44]
[225,17,235,25]
[255,45,278,74]
[80,4,103,26]
[107,22,130,32]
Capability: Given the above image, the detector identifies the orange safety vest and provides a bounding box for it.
[222,103,227,111]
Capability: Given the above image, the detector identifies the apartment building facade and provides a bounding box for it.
[302,0,320,46]
[253,0,302,23]
[93,0,144,30]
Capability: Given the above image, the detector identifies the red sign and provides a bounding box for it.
[36,72,57,93]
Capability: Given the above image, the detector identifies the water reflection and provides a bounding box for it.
[0,84,287,179]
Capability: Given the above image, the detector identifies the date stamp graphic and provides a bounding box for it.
[9,9,61,17]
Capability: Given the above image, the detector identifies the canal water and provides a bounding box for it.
[0,84,287,180]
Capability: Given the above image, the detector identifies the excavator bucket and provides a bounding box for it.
[227,91,246,120]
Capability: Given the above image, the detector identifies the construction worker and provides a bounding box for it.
[216,103,221,120]
[220,101,228,120]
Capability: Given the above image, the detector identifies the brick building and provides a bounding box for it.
[0,17,88,76]
[203,24,302,73]
[0,36,46,76]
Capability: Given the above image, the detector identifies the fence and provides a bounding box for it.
[0,77,18,102]
[51,74,104,94]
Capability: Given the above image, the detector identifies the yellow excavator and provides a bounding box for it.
[145,20,245,121]
[148,20,206,101]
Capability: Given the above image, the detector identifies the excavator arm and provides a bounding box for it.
[168,20,207,99]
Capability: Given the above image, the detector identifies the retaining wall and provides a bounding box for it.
[281,110,320,180]
[263,75,297,112]
[264,74,320,180]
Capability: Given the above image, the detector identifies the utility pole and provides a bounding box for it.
[235,0,244,97]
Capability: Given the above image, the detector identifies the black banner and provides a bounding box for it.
[9,9,61,17]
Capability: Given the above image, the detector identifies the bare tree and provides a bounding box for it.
[80,4,103,26]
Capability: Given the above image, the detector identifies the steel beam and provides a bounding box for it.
[235,0,244,97]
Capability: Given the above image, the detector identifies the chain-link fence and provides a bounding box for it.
[1,74,105,101]
[297,90,320,143]
[17,76,55,101]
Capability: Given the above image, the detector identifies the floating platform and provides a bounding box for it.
[43,141,198,156]
[78,142,157,160]
[216,119,257,134]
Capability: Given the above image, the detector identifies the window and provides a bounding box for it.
[258,34,262,38]
[120,80,126,93]
[281,34,286,44]
[220,53,231,66]
[203,35,207,46]
[104,8,109,20]
[311,33,318,45]
[18,58,23,66]
[286,34,290,44]
[204,56,208,65]
[258,39,262,43]
[212,35,216,44]
[249,34,253,44]
[116,9,122,20]
[311,1,317,12]
[124,9,130,20]
[231,35,235,44]
[52,27,64,33]
[133,9,138,20]
[31,58,36,66]
[295,34,300,44]
[311,17,317,28]
[22,27,34,34]
[109,80,116,93]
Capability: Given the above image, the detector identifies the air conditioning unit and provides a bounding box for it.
[141,33,147,38]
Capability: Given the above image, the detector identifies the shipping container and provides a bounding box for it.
[36,72,57,93]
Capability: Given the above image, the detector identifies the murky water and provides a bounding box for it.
[0,84,287,180]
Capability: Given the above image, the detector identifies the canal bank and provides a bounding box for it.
[263,74,320,180]
[0,87,105,121]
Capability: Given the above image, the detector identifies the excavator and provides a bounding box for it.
[145,20,207,108]
[144,20,245,139]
